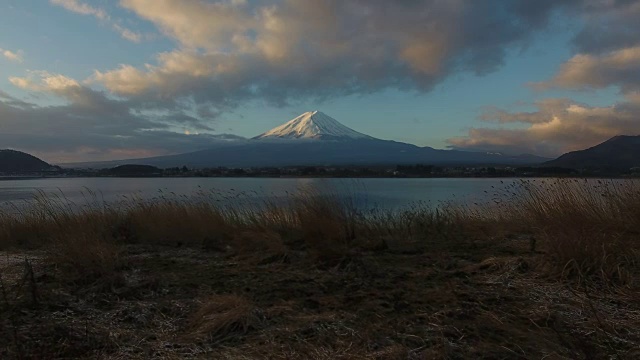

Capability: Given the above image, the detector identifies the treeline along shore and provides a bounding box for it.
[15,163,640,179]
[0,179,638,358]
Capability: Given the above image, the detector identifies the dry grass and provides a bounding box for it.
[48,232,124,287]
[454,179,640,285]
[0,179,638,287]
[186,294,263,343]
[120,199,234,248]
[0,175,638,358]
[231,229,288,263]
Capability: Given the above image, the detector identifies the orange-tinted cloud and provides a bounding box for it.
[449,96,640,157]
[536,46,640,93]
[0,48,24,63]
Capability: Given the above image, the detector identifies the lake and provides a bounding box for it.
[0,177,524,212]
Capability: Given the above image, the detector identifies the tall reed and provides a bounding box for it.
[0,179,637,284]
[455,179,640,284]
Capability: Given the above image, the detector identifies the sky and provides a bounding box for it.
[1,0,639,163]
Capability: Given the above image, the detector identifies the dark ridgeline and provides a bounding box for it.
[136,139,550,169]
[546,135,640,170]
[103,164,163,177]
[0,149,56,173]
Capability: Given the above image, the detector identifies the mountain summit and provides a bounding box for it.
[254,111,374,141]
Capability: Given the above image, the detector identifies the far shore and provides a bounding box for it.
[2,172,640,180]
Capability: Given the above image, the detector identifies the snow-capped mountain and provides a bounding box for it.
[254,111,373,141]
[65,111,549,168]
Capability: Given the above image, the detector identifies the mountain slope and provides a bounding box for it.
[546,135,640,169]
[70,139,547,169]
[65,111,549,169]
[0,149,55,172]
[187,140,545,167]
[254,111,373,140]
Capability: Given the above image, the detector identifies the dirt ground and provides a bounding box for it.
[1,235,638,359]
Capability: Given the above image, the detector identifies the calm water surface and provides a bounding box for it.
[0,177,521,211]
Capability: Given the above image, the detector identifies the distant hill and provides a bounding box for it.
[0,149,55,173]
[546,135,640,169]
[104,164,162,176]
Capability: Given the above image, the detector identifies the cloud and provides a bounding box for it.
[450,0,640,157]
[536,45,640,92]
[92,0,581,112]
[0,48,23,63]
[0,90,34,109]
[50,0,143,43]
[533,1,640,94]
[50,0,108,19]
[2,72,234,163]
[10,71,80,94]
[479,99,574,124]
[119,0,255,50]
[571,0,640,54]
[448,96,640,157]
[112,24,142,43]
[8,0,640,161]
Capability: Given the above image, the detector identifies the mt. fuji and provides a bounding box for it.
[66,111,548,168]
[254,111,373,141]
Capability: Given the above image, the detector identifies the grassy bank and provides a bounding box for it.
[0,180,638,358]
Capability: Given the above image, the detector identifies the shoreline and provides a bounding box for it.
[1,174,640,180]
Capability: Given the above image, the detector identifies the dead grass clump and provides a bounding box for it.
[48,232,124,287]
[122,200,234,248]
[246,200,298,231]
[541,230,637,284]
[517,179,640,285]
[231,229,288,263]
[456,179,640,285]
[0,216,46,249]
[186,294,263,342]
[362,205,466,254]
[290,188,362,264]
[467,256,530,275]
[0,189,122,251]
[299,212,351,263]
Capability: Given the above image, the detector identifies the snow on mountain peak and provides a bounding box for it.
[254,111,374,140]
